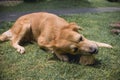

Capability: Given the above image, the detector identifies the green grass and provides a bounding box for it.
[0,12,120,80]
[0,0,120,13]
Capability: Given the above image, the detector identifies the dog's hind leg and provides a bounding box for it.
[11,23,31,54]
[0,29,12,42]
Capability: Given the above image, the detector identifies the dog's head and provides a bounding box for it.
[47,22,112,55]
[59,26,99,55]
[69,36,98,55]
[48,35,98,55]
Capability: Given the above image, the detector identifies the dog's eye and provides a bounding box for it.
[79,36,83,42]
[73,47,78,53]
[70,45,78,53]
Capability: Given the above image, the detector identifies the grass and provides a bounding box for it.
[0,12,120,80]
[0,0,120,13]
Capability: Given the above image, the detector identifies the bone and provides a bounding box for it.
[90,41,113,48]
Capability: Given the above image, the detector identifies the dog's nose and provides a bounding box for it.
[89,47,98,54]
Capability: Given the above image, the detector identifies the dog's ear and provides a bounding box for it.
[46,40,64,49]
[69,22,83,31]
[45,40,57,48]
[48,39,75,49]
[54,39,71,48]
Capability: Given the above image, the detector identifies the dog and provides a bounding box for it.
[0,12,112,65]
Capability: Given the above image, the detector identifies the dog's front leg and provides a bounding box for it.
[79,55,95,65]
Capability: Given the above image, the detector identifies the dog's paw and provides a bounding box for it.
[17,47,25,54]
[58,55,69,62]
[62,55,69,62]
[79,55,95,65]
[55,54,69,62]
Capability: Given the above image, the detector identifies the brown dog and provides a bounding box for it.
[0,12,112,65]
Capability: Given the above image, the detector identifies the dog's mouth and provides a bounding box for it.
[79,52,98,56]
[76,49,99,56]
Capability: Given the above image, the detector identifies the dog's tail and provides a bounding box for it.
[0,29,12,42]
[91,41,113,48]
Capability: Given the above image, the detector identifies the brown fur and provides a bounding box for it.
[0,12,112,65]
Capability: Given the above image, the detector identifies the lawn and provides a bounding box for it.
[0,0,120,13]
[0,12,120,80]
